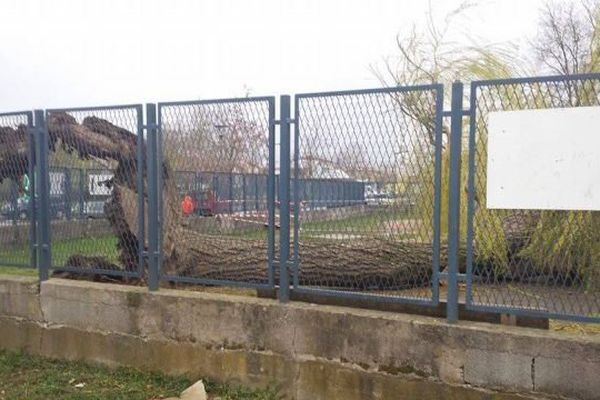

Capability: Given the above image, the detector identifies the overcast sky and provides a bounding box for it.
[1,0,546,111]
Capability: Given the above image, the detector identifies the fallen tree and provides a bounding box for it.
[0,125,29,183]
[2,114,444,289]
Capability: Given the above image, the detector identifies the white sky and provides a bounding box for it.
[0,0,546,111]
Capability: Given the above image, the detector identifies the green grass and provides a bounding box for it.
[0,209,414,276]
[300,208,411,234]
[227,208,414,241]
[0,266,37,277]
[0,235,119,268]
[0,350,279,400]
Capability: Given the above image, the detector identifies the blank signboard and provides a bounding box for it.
[486,106,600,211]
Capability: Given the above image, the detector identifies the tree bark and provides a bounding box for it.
[0,114,441,289]
[0,125,29,183]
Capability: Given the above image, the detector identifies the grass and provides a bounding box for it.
[0,350,279,400]
[0,235,119,267]
[0,266,37,277]
[228,210,411,239]
[0,208,411,268]
[300,207,409,233]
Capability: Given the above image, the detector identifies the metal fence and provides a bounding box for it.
[1,166,364,223]
[0,75,599,325]
[289,86,443,305]
[465,75,600,322]
[44,105,145,278]
[0,111,35,269]
[44,167,114,220]
[172,170,367,215]
[156,97,276,289]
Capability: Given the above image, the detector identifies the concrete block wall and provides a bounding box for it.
[0,275,598,400]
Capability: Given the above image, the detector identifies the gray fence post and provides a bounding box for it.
[279,95,291,302]
[135,106,145,277]
[447,81,464,323]
[34,109,51,281]
[146,103,159,291]
[292,95,300,288]
[27,113,37,269]
[267,99,276,287]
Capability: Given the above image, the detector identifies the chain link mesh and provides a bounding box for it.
[293,87,442,301]
[158,99,274,286]
[4,79,597,321]
[468,77,600,319]
[46,106,143,276]
[0,112,33,268]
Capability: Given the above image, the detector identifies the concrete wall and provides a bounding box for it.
[0,275,598,400]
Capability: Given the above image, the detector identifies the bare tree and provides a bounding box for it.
[372,1,519,147]
[162,103,269,174]
[533,0,600,75]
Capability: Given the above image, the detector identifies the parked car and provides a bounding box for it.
[365,192,395,206]
[0,197,30,220]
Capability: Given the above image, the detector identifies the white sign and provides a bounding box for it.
[486,106,600,211]
[89,174,113,196]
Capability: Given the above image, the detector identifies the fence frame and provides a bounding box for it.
[0,110,36,270]
[156,96,277,290]
[463,73,600,324]
[289,84,445,307]
[1,77,599,324]
[41,104,145,279]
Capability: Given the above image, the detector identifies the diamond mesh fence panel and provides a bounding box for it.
[46,106,144,277]
[158,98,275,287]
[467,76,600,320]
[0,112,34,268]
[293,86,443,303]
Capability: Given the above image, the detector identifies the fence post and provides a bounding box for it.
[267,99,276,287]
[279,95,291,303]
[34,110,50,281]
[27,113,37,269]
[447,81,464,323]
[292,95,300,288]
[146,103,159,291]
[135,106,145,277]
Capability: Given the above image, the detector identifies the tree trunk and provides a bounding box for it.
[0,125,29,183]
[0,114,441,289]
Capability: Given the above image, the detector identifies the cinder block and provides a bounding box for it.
[535,357,600,400]
[464,349,532,390]
[0,276,42,320]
